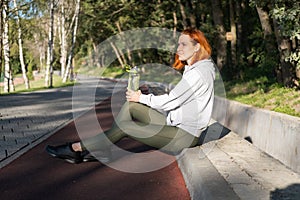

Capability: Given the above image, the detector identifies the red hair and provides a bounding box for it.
[173,28,212,71]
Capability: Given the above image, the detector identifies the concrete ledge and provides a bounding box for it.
[178,147,239,200]
[212,97,300,174]
[178,128,300,200]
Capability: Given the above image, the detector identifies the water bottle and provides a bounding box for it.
[127,66,140,91]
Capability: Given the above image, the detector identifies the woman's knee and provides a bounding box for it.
[128,102,146,110]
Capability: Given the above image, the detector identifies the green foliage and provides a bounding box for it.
[27,64,34,80]
[241,59,276,85]
[10,43,22,75]
[227,81,300,117]
[272,0,300,39]
[271,0,300,68]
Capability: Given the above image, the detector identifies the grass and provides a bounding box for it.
[225,79,300,117]
[0,74,75,95]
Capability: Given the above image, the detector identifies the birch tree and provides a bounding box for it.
[0,1,2,79]
[45,0,55,87]
[2,0,14,93]
[13,0,30,89]
[59,0,67,78]
[63,0,80,82]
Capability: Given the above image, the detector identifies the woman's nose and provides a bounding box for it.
[177,45,182,52]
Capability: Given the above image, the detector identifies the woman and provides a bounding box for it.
[46,28,216,164]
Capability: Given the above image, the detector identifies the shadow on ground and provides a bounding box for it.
[270,184,300,200]
[198,122,231,145]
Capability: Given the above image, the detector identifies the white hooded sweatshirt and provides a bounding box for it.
[139,59,216,137]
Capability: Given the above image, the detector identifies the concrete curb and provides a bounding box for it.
[178,127,300,200]
[212,97,300,174]
[177,146,240,200]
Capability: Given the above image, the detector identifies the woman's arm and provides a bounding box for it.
[139,69,206,111]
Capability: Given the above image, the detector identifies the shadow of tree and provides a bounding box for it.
[270,184,300,200]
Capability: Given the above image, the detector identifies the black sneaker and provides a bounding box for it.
[82,149,112,163]
[81,151,98,162]
[46,143,82,164]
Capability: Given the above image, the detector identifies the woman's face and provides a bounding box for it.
[176,34,200,65]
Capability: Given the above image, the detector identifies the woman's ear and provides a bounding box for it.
[194,43,201,52]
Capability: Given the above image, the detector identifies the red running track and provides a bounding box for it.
[0,95,190,200]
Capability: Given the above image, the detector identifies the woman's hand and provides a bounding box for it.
[126,89,141,102]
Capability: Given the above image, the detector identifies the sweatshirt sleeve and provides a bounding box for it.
[139,69,206,111]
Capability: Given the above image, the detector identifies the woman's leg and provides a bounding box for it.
[46,102,198,163]
[116,102,198,152]
[80,102,166,151]
[81,102,198,153]
[118,121,198,153]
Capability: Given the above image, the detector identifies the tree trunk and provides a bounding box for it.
[92,41,101,68]
[255,6,277,58]
[2,0,13,93]
[186,0,196,27]
[9,70,15,91]
[177,0,187,29]
[210,0,227,70]
[0,1,2,81]
[235,0,243,65]
[115,21,130,66]
[157,0,166,25]
[272,17,293,86]
[39,37,46,73]
[14,0,30,89]
[60,0,67,78]
[229,0,237,67]
[256,6,272,39]
[63,0,80,83]
[173,11,177,38]
[110,41,125,68]
[45,0,54,87]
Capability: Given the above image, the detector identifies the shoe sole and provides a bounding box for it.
[83,157,111,163]
[47,151,81,164]
[83,159,97,162]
